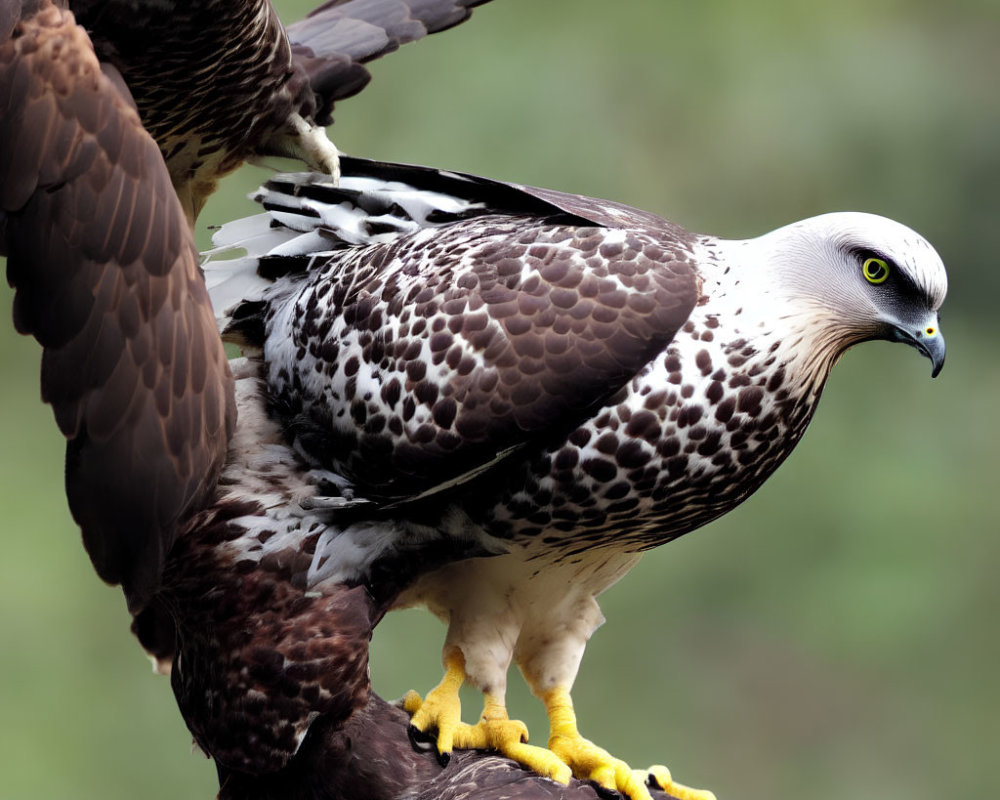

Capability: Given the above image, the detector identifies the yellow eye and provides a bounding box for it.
[863,257,890,284]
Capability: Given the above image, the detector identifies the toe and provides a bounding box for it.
[507,718,530,744]
[435,724,455,757]
[451,721,489,750]
[646,765,673,791]
[403,684,463,761]
[588,762,619,791]
[504,742,573,785]
[647,764,716,800]
[402,690,424,716]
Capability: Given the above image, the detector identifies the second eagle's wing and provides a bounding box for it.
[1,2,235,611]
[288,0,493,125]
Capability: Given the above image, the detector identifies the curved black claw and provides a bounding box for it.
[407,723,450,766]
[592,782,624,800]
[407,723,436,753]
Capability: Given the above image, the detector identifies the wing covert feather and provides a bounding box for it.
[268,217,698,501]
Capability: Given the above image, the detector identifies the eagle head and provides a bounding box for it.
[746,212,948,377]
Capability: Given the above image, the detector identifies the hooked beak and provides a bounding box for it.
[892,317,946,378]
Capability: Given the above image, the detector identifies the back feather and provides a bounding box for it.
[205,157,591,341]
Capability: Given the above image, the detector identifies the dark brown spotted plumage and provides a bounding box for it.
[211,161,806,570]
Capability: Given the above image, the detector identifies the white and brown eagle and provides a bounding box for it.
[1,3,948,800]
[196,159,946,799]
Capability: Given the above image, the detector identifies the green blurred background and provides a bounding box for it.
[1,1,997,798]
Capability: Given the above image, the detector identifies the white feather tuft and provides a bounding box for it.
[202,170,489,334]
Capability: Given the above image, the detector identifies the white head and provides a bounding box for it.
[737,212,947,377]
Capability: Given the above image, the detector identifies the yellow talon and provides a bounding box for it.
[647,764,717,800]
[540,686,714,800]
[404,652,572,783]
[453,696,573,784]
[401,689,424,715]
[406,648,467,759]
[405,659,712,798]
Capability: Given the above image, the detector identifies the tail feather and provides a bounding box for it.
[204,166,490,339]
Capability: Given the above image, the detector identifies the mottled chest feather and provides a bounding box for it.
[480,297,823,554]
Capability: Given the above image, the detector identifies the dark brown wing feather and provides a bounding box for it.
[68,0,493,220]
[288,0,492,124]
[0,2,235,612]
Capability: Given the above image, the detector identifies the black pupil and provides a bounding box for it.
[868,260,886,279]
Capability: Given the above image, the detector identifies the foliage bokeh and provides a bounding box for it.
[1,1,997,798]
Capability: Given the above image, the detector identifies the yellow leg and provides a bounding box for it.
[403,650,570,782]
[454,694,572,784]
[403,647,466,761]
[542,686,716,800]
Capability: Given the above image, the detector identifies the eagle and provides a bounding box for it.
[200,158,947,800]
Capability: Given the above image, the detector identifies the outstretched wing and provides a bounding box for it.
[0,1,235,612]
[69,0,494,220]
[287,0,492,124]
[210,160,700,502]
